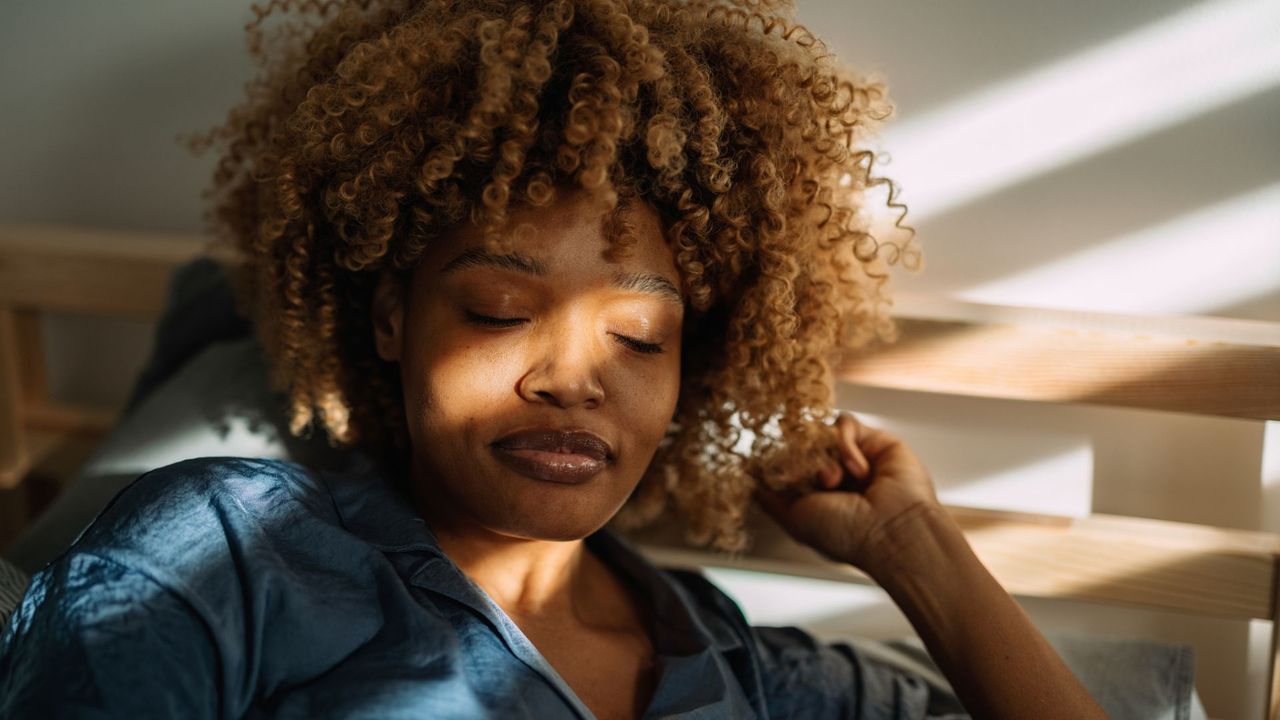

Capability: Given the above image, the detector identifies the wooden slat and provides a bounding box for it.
[838,293,1280,421]
[623,503,1280,621]
[13,309,46,408]
[0,479,29,551]
[0,222,207,488]
[0,222,210,317]
[21,427,104,488]
[0,306,26,489]
[23,402,118,436]
[1269,555,1280,720]
[0,401,114,490]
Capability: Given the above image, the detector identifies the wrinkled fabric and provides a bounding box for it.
[1,456,949,719]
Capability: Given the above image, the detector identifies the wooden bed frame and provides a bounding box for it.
[2,221,1278,718]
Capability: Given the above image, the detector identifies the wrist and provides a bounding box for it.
[862,501,974,589]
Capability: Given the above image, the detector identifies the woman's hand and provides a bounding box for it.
[753,411,944,580]
[756,412,1112,719]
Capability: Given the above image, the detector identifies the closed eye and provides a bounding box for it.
[465,311,524,329]
[464,312,664,355]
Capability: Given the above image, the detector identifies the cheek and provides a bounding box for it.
[399,298,511,403]
[614,355,682,437]
[651,340,683,409]
[405,337,522,426]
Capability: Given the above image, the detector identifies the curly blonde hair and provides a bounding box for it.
[186,0,920,553]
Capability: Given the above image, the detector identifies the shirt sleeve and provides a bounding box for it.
[751,624,958,720]
[661,566,962,719]
[0,551,221,719]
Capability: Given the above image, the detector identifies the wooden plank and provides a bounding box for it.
[24,402,117,436]
[0,410,114,492]
[0,481,30,553]
[623,503,1280,621]
[1270,555,1280,720]
[839,294,1280,421]
[0,222,207,490]
[13,309,46,408]
[891,292,1280,348]
[0,306,26,489]
[0,222,210,317]
[21,427,103,488]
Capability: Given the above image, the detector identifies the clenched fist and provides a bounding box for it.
[754,411,944,582]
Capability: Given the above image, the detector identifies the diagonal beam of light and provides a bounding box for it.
[955,182,1280,315]
[877,0,1280,220]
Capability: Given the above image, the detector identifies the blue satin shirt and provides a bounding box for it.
[0,456,946,719]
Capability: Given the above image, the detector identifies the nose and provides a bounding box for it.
[515,311,606,409]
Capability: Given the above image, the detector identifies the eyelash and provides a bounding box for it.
[465,312,664,355]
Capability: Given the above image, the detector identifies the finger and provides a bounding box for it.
[856,424,900,462]
[841,412,900,464]
[837,413,871,478]
[818,453,843,489]
[753,484,791,523]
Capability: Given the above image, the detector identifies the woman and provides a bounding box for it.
[0,0,1106,717]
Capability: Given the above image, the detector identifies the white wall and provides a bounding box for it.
[3,1,1277,717]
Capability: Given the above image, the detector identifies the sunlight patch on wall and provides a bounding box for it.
[954,183,1280,316]
[873,0,1280,220]
[1261,421,1280,532]
[816,405,1095,517]
[938,445,1094,518]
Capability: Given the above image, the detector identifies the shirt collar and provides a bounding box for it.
[319,455,744,657]
[317,452,442,555]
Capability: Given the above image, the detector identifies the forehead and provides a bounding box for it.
[422,191,683,307]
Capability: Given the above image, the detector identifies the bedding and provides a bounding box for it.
[0,556,27,629]
[3,334,349,576]
[0,257,1208,719]
[5,262,347,575]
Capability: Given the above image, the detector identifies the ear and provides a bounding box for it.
[371,268,407,363]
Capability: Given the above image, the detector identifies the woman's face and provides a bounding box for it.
[372,189,684,541]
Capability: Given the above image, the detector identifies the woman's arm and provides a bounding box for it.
[0,552,221,719]
[870,501,1107,720]
[755,413,1108,720]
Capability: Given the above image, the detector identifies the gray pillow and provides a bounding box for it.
[3,336,350,575]
[4,256,348,575]
[841,633,1208,720]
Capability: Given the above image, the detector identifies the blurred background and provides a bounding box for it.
[1,1,1277,716]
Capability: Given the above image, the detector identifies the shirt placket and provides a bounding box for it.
[406,555,598,719]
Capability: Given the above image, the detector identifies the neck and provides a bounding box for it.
[409,485,612,629]
[442,519,592,618]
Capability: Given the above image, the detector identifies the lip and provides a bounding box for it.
[490,428,613,485]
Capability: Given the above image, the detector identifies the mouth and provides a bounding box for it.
[490,446,608,484]
[490,428,614,485]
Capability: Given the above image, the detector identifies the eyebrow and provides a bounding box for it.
[441,247,685,309]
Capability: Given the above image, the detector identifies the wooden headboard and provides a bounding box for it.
[2,221,1279,718]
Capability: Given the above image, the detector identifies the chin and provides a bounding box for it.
[488,505,615,543]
